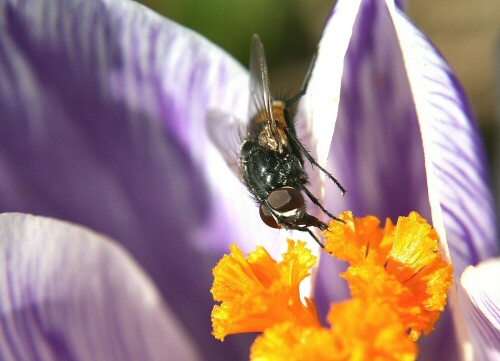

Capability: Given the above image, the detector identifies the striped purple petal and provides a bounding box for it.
[457,259,500,361]
[0,0,259,357]
[308,0,497,358]
[389,2,497,275]
[0,213,200,360]
[323,0,432,226]
[312,0,434,314]
[314,0,496,286]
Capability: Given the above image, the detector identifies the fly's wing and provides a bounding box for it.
[206,109,246,178]
[249,34,274,127]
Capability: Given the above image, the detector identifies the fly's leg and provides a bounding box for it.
[285,51,318,108]
[284,127,346,195]
[302,227,324,248]
[281,49,346,194]
[290,225,324,248]
[265,201,325,248]
[300,186,344,223]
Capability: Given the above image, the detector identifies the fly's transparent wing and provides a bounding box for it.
[249,34,274,124]
[206,109,246,178]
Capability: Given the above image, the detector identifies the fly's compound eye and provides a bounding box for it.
[259,203,280,228]
[259,187,306,229]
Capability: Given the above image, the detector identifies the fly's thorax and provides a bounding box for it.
[239,139,309,204]
[249,101,289,153]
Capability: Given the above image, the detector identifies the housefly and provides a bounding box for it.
[207,34,346,247]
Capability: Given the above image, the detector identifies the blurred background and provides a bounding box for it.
[139,0,499,185]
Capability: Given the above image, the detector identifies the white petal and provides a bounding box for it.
[455,259,500,361]
[303,0,363,169]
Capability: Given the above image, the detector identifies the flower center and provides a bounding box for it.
[211,211,453,360]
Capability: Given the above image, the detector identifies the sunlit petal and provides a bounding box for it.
[456,259,500,361]
[301,0,362,169]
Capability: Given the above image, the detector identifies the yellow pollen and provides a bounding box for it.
[211,240,320,341]
[251,300,417,361]
[324,211,453,340]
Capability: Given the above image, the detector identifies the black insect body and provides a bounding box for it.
[240,136,307,204]
[239,103,340,245]
[207,34,345,247]
[240,138,307,218]
[239,101,319,228]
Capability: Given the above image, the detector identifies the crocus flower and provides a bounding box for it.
[0,0,497,361]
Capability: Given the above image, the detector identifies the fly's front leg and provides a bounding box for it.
[265,204,325,248]
[284,127,346,195]
[300,186,344,223]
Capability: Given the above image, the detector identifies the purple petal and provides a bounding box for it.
[311,1,496,358]
[0,213,200,360]
[313,0,433,313]
[324,0,432,223]
[0,0,259,357]
[457,259,500,361]
[389,2,497,275]
[315,0,496,293]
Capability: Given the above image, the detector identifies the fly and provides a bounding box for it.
[207,34,346,247]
